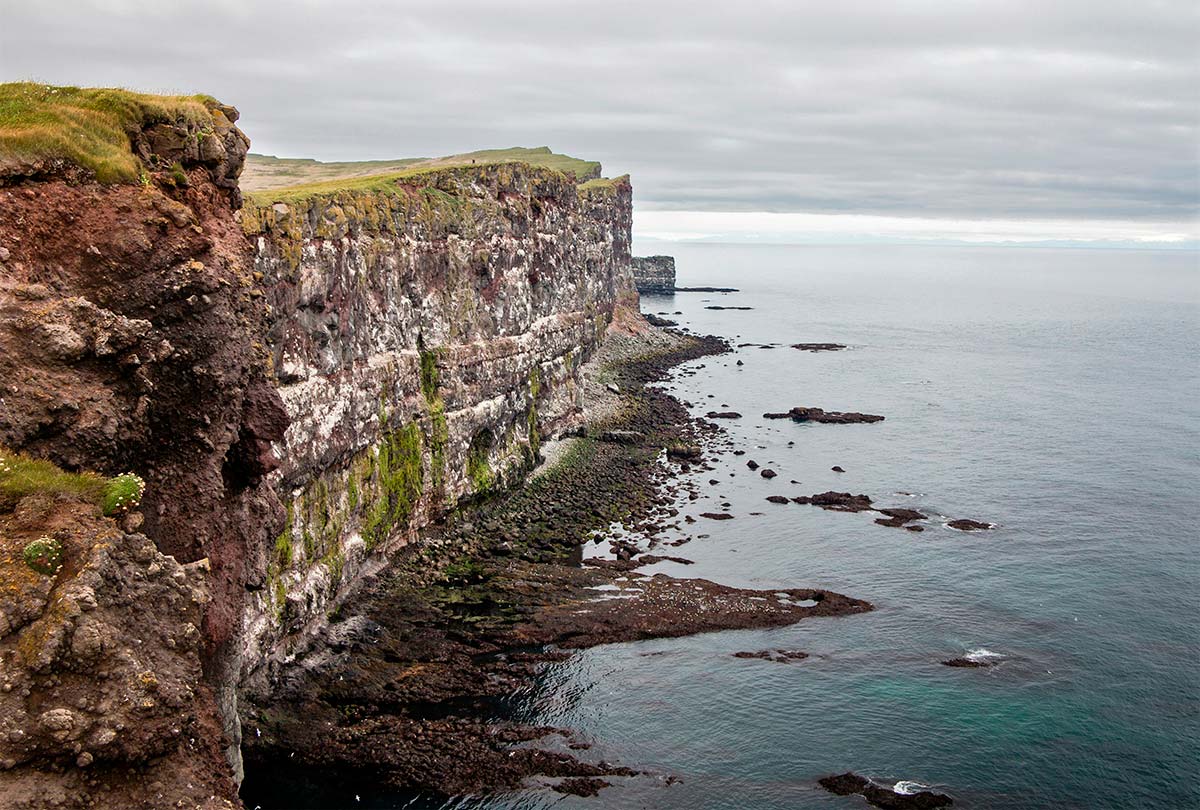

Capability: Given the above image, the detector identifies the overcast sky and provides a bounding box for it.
[3,1,1197,243]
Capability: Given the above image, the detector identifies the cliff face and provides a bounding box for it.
[0,85,637,807]
[238,168,634,687]
[0,95,281,805]
[631,254,676,294]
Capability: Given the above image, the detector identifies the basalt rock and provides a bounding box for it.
[947,519,993,531]
[767,407,884,424]
[793,492,875,512]
[791,343,846,352]
[600,430,644,445]
[732,649,808,663]
[875,508,927,528]
[0,499,233,808]
[819,772,953,809]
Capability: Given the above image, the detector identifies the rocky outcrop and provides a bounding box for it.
[631,254,675,294]
[0,500,233,809]
[237,167,635,692]
[0,97,284,791]
[819,772,953,809]
[764,406,884,424]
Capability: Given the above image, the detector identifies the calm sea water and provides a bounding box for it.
[385,243,1200,809]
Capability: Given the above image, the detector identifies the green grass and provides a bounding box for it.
[0,447,144,516]
[579,174,630,192]
[23,537,63,576]
[240,154,425,192]
[0,82,219,183]
[243,146,604,205]
[100,472,145,515]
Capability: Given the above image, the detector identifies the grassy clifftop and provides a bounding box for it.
[243,146,602,195]
[241,146,608,208]
[0,82,220,183]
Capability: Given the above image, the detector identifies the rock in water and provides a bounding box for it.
[775,406,884,424]
[791,343,846,352]
[819,772,953,809]
[874,508,927,528]
[793,491,875,512]
[947,519,992,531]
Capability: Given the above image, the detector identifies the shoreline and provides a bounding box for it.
[239,321,872,803]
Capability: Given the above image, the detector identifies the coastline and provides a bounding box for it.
[239,320,872,803]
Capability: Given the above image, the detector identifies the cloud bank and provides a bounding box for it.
[3,1,1197,242]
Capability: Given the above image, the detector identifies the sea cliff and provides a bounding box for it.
[239,164,636,694]
[0,83,638,808]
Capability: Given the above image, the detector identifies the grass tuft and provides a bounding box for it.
[0,447,145,516]
[100,472,146,516]
[23,536,63,576]
[0,81,218,183]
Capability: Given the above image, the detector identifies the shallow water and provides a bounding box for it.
[293,243,1200,809]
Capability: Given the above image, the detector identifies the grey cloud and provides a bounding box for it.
[2,0,1196,223]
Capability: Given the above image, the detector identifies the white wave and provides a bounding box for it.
[893,780,930,795]
[965,647,1004,662]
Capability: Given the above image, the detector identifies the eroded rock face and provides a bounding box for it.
[0,500,235,809]
[631,255,675,294]
[0,103,284,786]
[1,95,641,801]
[239,167,636,690]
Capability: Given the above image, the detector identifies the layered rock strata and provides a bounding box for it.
[1,85,639,806]
[631,254,676,294]
[239,166,635,691]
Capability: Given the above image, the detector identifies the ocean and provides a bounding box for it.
[365,242,1200,809]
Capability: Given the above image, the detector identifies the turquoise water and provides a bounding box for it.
[398,244,1200,808]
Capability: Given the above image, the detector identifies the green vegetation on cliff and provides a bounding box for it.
[0,447,145,516]
[242,146,601,197]
[0,82,218,183]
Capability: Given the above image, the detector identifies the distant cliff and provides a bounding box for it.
[632,254,676,294]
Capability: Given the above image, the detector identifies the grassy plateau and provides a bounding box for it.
[0,81,217,183]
